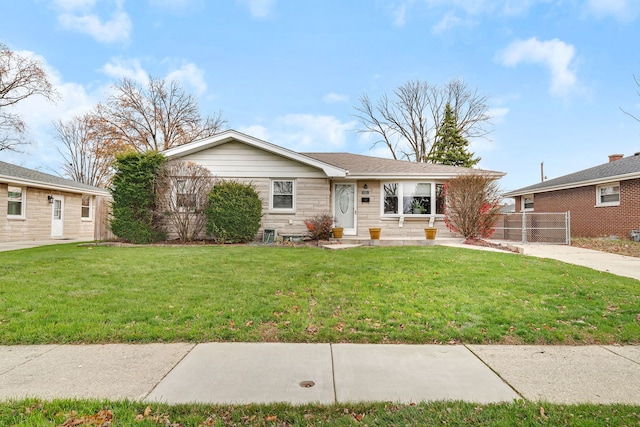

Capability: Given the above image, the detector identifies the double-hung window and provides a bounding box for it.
[382,182,444,216]
[176,179,197,212]
[81,195,92,220]
[7,186,25,218]
[596,183,620,207]
[271,179,295,212]
[522,194,534,211]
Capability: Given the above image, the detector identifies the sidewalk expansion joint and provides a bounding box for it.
[0,344,60,377]
[329,343,337,403]
[141,343,197,400]
[600,345,640,366]
[463,344,525,401]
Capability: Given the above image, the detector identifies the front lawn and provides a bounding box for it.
[0,244,638,345]
[2,399,640,426]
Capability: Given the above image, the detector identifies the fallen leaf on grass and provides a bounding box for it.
[58,409,113,427]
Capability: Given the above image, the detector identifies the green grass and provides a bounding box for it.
[1,399,639,426]
[0,244,637,345]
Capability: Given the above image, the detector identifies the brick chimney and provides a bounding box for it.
[608,154,624,162]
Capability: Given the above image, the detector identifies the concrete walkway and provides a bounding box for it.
[0,343,638,405]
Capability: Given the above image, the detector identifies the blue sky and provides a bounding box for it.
[1,0,640,192]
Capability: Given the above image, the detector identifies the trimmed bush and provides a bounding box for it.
[304,212,335,240]
[205,180,262,243]
[110,151,167,244]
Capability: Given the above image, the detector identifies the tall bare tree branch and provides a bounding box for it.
[54,114,113,188]
[94,76,226,155]
[0,43,59,151]
[354,78,491,163]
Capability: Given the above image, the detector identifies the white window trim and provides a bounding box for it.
[270,179,296,213]
[380,181,444,218]
[7,186,26,219]
[521,194,534,212]
[596,182,620,207]
[81,195,93,221]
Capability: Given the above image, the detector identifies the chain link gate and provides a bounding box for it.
[490,212,571,244]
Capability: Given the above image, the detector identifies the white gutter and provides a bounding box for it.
[0,175,110,196]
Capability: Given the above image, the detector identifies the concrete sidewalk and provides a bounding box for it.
[0,343,638,405]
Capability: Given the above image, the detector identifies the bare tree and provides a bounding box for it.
[0,43,59,151]
[354,79,491,163]
[94,76,226,155]
[443,173,502,240]
[155,160,214,242]
[621,74,640,123]
[54,114,113,188]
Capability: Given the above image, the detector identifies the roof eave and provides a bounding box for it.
[503,171,640,197]
[341,171,505,180]
[162,130,348,178]
[0,175,110,196]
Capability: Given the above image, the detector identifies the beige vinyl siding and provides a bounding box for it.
[181,141,327,178]
[228,177,330,239]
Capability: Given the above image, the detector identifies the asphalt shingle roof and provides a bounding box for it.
[302,152,503,177]
[504,154,640,196]
[0,160,108,194]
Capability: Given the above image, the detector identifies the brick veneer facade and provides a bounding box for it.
[514,178,640,238]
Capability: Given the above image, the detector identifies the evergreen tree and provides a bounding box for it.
[427,103,480,167]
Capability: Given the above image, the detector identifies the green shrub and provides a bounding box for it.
[205,180,262,243]
[110,151,167,244]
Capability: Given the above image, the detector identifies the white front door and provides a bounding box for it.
[51,195,64,238]
[334,183,357,235]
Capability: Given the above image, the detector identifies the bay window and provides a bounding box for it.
[383,182,445,216]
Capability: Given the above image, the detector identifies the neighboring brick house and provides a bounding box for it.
[1,161,111,243]
[503,153,640,239]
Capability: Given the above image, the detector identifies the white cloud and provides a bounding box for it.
[488,107,509,124]
[239,114,357,152]
[100,58,148,84]
[322,92,349,104]
[237,125,270,141]
[237,0,275,19]
[393,3,408,27]
[101,58,209,95]
[585,0,639,22]
[275,114,356,150]
[55,0,131,43]
[166,62,207,95]
[498,37,578,97]
[432,13,463,33]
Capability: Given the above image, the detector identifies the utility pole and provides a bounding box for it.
[540,162,545,182]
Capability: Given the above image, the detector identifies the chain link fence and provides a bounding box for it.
[489,212,571,244]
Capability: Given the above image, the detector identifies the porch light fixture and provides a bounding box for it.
[47,195,54,203]
[363,184,368,189]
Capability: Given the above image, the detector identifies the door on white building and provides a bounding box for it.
[333,183,356,235]
[51,195,64,238]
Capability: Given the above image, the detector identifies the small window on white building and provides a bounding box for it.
[271,179,295,212]
[175,179,198,212]
[81,195,92,219]
[596,182,620,207]
[522,194,534,211]
[7,186,25,218]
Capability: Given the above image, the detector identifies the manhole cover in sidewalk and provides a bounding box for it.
[299,380,315,388]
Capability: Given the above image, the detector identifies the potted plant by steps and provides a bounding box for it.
[424,227,437,240]
[332,226,344,239]
[369,227,381,239]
